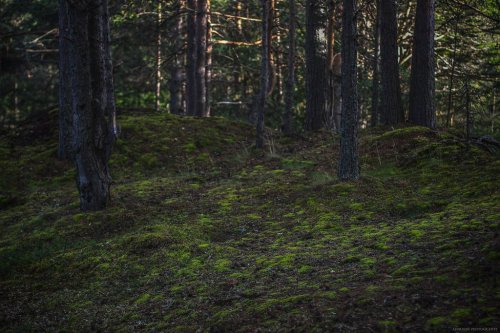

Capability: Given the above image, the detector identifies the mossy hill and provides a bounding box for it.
[0,113,499,332]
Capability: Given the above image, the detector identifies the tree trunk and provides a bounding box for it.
[370,0,381,127]
[63,0,116,211]
[446,21,458,127]
[338,0,359,181]
[380,0,403,125]
[169,0,185,115]
[155,1,163,112]
[326,0,336,131]
[282,0,296,135]
[305,0,328,131]
[195,0,208,117]
[205,0,212,116]
[186,0,197,116]
[256,0,271,149]
[409,0,435,128]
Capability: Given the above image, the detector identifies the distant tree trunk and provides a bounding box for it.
[195,0,208,117]
[338,0,359,180]
[370,0,381,127]
[169,0,185,115]
[186,0,197,116]
[62,0,117,211]
[256,0,271,148]
[409,0,435,128]
[155,1,163,112]
[380,0,403,125]
[305,0,328,131]
[205,0,212,116]
[282,0,296,135]
[58,0,72,160]
[326,0,335,131]
[446,21,458,127]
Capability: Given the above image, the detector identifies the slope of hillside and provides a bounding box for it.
[0,114,499,332]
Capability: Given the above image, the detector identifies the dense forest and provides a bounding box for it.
[0,0,499,331]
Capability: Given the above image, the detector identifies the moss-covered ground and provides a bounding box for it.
[0,113,499,332]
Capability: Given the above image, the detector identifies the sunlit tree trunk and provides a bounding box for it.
[195,0,208,117]
[169,0,185,115]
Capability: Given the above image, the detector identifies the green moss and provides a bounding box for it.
[214,259,232,272]
[451,308,472,318]
[298,265,312,274]
[136,293,152,304]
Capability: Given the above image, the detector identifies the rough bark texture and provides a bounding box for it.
[58,0,72,160]
[256,0,270,149]
[169,0,185,115]
[338,0,360,181]
[195,0,208,117]
[305,0,328,131]
[155,1,162,112]
[62,0,116,211]
[186,0,197,116]
[370,0,381,127]
[205,0,212,117]
[380,0,403,125]
[282,0,295,135]
[409,0,436,128]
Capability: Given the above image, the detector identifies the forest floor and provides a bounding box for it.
[0,113,499,332]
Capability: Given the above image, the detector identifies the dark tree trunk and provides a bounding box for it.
[155,1,163,112]
[58,0,72,160]
[186,0,197,116]
[205,0,212,116]
[62,0,117,211]
[409,0,436,128]
[169,0,185,115]
[380,0,403,125]
[282,0,296,135]
[338,0,359,181]
[326,0,336,131]
[370,0,381,127]
[195,0,208,117]
[305,0,328,131]
[256,0,271,148]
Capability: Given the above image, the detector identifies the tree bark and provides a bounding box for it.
[169,0,185,115]
[305,0,328,131]
[338,0,360,181]
[186,0,197,116]
[370,0,381,127]
[282,0,296,135]
[409,0,436,128]
[205,0,212,116]
[195,0,208,117]
[380,0,403,125]
[62,0,116,211]
[155,1,163,112]
[256,0,271,149]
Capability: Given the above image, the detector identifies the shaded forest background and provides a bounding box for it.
[1,0,498,135]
